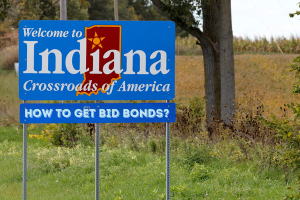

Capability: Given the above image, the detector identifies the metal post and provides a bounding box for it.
[23,100,27,200]
[95,100,100,200]
[114,0,118,21]
[60,0,66,104]
[60,0,67,20]
[166,100,170,200]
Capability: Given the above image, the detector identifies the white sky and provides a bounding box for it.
[232,0,300,39]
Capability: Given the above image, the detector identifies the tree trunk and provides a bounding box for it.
[200,39,217,125]
[218,0,236,124]
[201,0,221,126]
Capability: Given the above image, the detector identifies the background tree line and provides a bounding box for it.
[0,0,186,36]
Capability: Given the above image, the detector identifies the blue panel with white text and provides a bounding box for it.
[19,21,175,100]
[20,103,175,123]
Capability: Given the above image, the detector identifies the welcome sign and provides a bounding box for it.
[19,21,175,100]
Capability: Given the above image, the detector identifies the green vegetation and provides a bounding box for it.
[0,0,168,36]
[0,126,296,199]
[2,52,300,198]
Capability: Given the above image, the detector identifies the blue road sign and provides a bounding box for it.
[19,21,175,100]
[20,103,176,123]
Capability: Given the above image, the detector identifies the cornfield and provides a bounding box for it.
[176,35,300,55]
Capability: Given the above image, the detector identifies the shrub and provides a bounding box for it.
[173,96,205,137]
[0,29,18,48]
[148,139,158,153]
[191,163,211,181]
[283,174,300,199]
[127,130,139,151]
[43,123,93,148]
[261,54,300,198]
[260,56,300,172]
[184,143,213,168]
[0,45,18,70]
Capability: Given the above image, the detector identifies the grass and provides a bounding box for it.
[0,126,296,199]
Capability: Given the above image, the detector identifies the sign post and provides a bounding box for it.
[95,100,100,200]
[166,100,170,200]
[114,0,118,21]
[19,20,175,200]
[60,0,67,20]
[23,100,27,200]
[60,0,66,103]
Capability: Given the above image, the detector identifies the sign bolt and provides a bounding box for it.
[25,59,26,61]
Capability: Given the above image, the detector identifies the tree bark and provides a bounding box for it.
[218,0,236,124]
[201,0,221,125]
[199,37,218,125]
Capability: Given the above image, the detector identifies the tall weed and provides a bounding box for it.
[0,45,18,70]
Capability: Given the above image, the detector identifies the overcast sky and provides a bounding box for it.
[232,0,300,39]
